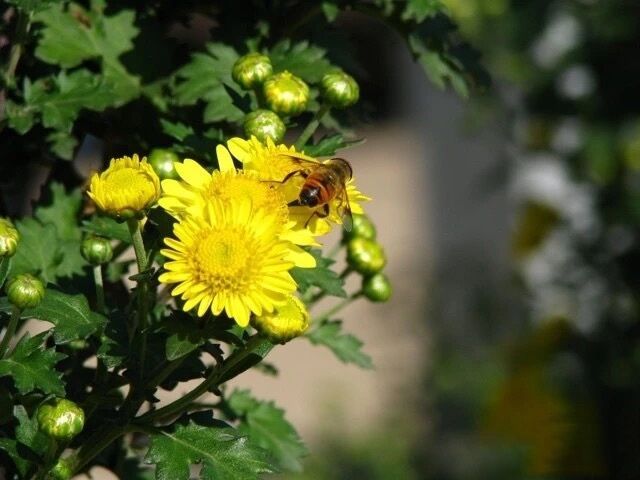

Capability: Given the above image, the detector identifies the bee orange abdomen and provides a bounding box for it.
[302,172,335,206]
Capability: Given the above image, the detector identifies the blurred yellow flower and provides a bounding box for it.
[88,155,160,219]
[252,295,309,343]
[158,200,315,327]
[226,136,370,235]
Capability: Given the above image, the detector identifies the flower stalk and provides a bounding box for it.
[294,104,330,150]
[0,306,20,358]
[127,218,150,378]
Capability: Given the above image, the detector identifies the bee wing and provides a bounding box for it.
[277,153,322,168]
[335,186,354,232]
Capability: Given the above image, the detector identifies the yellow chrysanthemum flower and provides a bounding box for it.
[252,295,310,343]
[88,154,161,219]
[226,136,370,235]
[159,145,316,247]
[158,200,315,327]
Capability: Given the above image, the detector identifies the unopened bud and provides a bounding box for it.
[244,109,286,144]
[263,71,309,116]
[343,213,376,242]
[320,70,359,109]
[0,218,19,258]
[232,53,273,90]
[37,398,84,441]
[81,235,113,266]
[6,274,45,310]
[362,273,392,302]
[346,238,386,275]
[148,148,180,181]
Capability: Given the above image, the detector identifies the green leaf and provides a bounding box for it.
[162,314,208,361]
[8,71,115,135]
[302,134,365,157]
[5,99,35,133]
[36,183,82,242]
[269,40,333,83]
[321,2,340,22]
[97,312,129,369]
[21,290,106,344]
[82,216,131,243]
[228,390,307,472]
[14,405,48,456]
[173,43,243,123]
[291,249,346,298]
[402,0,446,22]
[47,130,78,160]
[34,2,140,103]
[0,438,30,477]
[0,332,65,395]
[306,320,373,369]
[34,182,86,278]
[11,219,62,283]
[146,421,277,480]
[6,0,55,13]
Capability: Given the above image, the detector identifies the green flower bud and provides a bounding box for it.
[320,70,359,109]
[81,235,113,266]
[362,273,392,302]
[148,148,180,180]
[346,238,386,275]
[37,399,84,441]
[0,218,19,258]
[342,213,376,242]
[244,109,286,144]
[263,71,310,116]
[6,274,45,310]
[232,53,273,90]
[48,458,73,480]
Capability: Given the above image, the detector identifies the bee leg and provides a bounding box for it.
[262,170,308,184]
[303,205,330,228]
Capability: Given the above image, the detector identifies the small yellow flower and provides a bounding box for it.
[227,136,370,235]
[158,200,315,327]
[159,145,316,247]
[252,295,309,343]
[88,155,160,219]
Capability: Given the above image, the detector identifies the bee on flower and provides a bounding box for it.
[226,136,370,235]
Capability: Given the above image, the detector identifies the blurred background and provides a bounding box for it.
[230,1,640,479]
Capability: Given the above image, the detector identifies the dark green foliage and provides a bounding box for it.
[228,390,308,472]
[146,421,277,480]
[307,319,373,369]
[291,249,347,298]
[0,332,65,395]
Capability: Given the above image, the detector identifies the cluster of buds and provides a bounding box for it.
[344,214,391,302]
[231,52,360,144]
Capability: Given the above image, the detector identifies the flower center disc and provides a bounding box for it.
[193,228,259,292]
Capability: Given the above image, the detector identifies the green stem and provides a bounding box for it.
[127,218,149,379]
[314,291,363,323]
[136,335,273,424]
[294,104,330,150]
[93,265,105,314]
[4,10,31,83]
[0,306,20,358]
[69,425,130,475]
